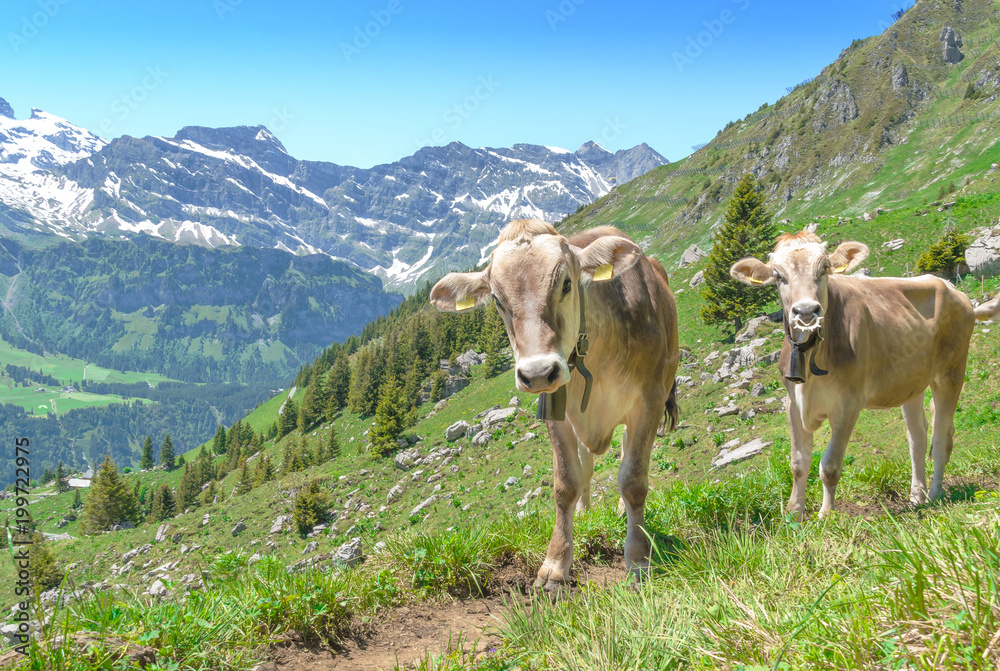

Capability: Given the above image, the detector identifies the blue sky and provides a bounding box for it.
[1,0,911,168]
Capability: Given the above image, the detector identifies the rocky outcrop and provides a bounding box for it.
[966,226,1000,277]
[679,245,707,267]
[940,27,964,64]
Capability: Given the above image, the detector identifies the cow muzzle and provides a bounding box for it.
[515,354,571,394]
[788,301,824,343]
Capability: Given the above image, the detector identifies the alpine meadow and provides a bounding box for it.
[2,1,1000,670]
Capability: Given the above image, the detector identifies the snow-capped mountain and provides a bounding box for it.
[0,96,667,289]
[0,100,108,235]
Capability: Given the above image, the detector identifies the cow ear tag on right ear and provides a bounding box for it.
[593,264,614,282]
[456,297,476,311]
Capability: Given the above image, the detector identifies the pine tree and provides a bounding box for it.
[147,483,176,523]
[430,370,447,403]
[292,479,331,535]
[202,480,218,505]
[700,173,778,333]
[71,488,82,509]
[140,435,155,470]
[81,455,141,534]
[324,350,351,419]
[54,461,67,492]
[370,377,407,455]
[482,307,509,378]
[212,426,227,455]
[160,434,176,470]
[176,464,200,512]
[314,435,325,464]
[278,397,299,439]
[27,532,62,590]
[254,456,276,485]
[298,382,325,431]
[233,462,253,496]
[328,428,342,459]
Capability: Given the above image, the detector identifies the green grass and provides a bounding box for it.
[0,335,174,386]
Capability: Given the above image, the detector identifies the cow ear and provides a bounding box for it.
[828,242,869,274]
[576,236,642,282]
[730,258,775,286]
[430,269,490,312]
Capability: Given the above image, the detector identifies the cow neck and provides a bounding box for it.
[536,283,594,422]
[783,316,828,384]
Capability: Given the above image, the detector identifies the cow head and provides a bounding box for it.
[730,231,868,344]
[430,220,641,394]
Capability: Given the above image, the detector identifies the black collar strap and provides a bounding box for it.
[783,318,828,384]
[537,285,594,421]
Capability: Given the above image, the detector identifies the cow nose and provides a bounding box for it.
[791,301,822,321]
[515,355,568,393]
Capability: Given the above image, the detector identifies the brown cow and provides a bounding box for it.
[430,220,679,588]
[732,231,995,518]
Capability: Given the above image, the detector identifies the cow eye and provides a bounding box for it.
[774,272,786,285]
[562,278,573,296]
[493,295,507,313]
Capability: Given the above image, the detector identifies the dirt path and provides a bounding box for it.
[266,563,627,671]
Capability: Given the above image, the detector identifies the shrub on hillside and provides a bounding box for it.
[916,228,970,276]
[293,479,331,536]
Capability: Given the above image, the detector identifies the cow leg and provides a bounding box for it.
[576,443,594,514]
[928,388,960,501]
[616,427,628,517]
[818,407,861,518]
[786,392,814,519]
[620,411,658,580]
[901,394,929,505]
[535,419,582,590]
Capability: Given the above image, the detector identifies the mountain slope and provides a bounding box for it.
[0,235,401,383]
[0,96,666,290]
[560,0,1000,267]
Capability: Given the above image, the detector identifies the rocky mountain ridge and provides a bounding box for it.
[0,95,666,290]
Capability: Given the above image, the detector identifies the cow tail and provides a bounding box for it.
[975,293,1000,321]
[664,379,679,432]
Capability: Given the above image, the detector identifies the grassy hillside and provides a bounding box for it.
[5,187,1000,667]
[561,0,1000,270]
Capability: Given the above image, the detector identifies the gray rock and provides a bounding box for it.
[966,226,1000,277]
[509,396,521,407]
[410,495,438,517]
[679,244,707,267]
[394,447,422,470]
[712,404,739,417]
[302,541,318,555]
[433,399,448,411]
[735,315,770,344]
[472,430,492,446]
[750,382,766,397]
[891,63,908,91]
[396,438,410,449]
[149,579,170,597]
[760,350,782,366]
[688,270,705,288]
[386,484,404,503]
[335,537,364,567]
[940,26,964,64]
[482,406,518,427]
[200,514,210,528]
[270,515,290,535]
[427,473,443,484]
[712,438,772,468]
[882,238,904,251]
[231,521,246,537]
[503,476,519,489]
[446,420,471,442]
[676,375,693,387]
[155,524,169,543]
[456,349,487,368]
[465,422,483,439]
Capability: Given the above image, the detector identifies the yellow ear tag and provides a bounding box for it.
[593,264,614,282]
[456,297,476,311]
[749,277,765,285]
[833,264,849,274]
